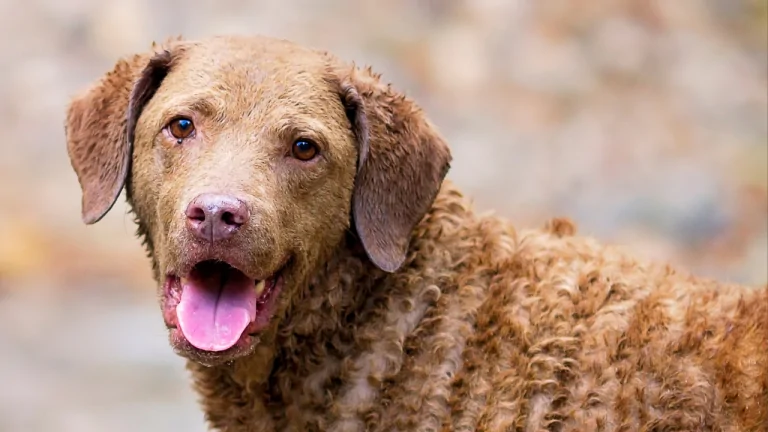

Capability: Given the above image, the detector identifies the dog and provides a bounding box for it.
[65,35,768,431]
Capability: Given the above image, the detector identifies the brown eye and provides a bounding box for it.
[291,139,318,161]
[168,118,195,141]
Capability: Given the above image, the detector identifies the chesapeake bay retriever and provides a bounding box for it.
[65,35,767,431]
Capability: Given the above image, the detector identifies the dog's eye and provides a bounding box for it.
[291,139,318,161]
[168,118,195,141]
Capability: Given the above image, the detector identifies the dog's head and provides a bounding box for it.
[65,36,451,365]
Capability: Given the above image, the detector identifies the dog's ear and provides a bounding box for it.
[339,66,452,273]
[65,44,180,224]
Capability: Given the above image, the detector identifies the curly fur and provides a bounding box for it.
[64,35,768,431]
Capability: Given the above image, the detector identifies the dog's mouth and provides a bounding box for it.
[164,260,283,353]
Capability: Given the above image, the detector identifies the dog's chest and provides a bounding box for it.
[260,284,474,431]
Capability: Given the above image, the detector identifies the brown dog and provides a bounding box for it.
[65,35,767,431]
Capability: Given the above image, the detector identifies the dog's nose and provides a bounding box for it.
[185,193,250,242]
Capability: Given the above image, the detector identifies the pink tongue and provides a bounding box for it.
[176,265,256,352]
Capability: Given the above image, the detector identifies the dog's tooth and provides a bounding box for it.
[255,280,266,295]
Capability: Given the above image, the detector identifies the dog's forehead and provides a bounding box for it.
[152,37,344,123]
[171,37,334,95]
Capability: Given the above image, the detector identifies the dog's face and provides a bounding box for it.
[65,36,450,365]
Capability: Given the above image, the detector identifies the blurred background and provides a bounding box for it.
[0,0,766,431]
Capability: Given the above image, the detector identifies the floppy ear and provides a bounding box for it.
[340,66,452,273]
[65,44,179,224]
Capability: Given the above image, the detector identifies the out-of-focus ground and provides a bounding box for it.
[0,1,765,431]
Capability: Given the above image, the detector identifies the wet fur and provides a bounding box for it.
[65,35,768,431]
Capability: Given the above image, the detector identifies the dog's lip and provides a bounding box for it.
[166,243,267,281]
[165,248,291,280]
[167,258,261,282]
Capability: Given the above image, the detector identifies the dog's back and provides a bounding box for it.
[439,190,767,431]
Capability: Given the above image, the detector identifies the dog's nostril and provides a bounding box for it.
[221,211,244,227]
[186,205,207,222]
